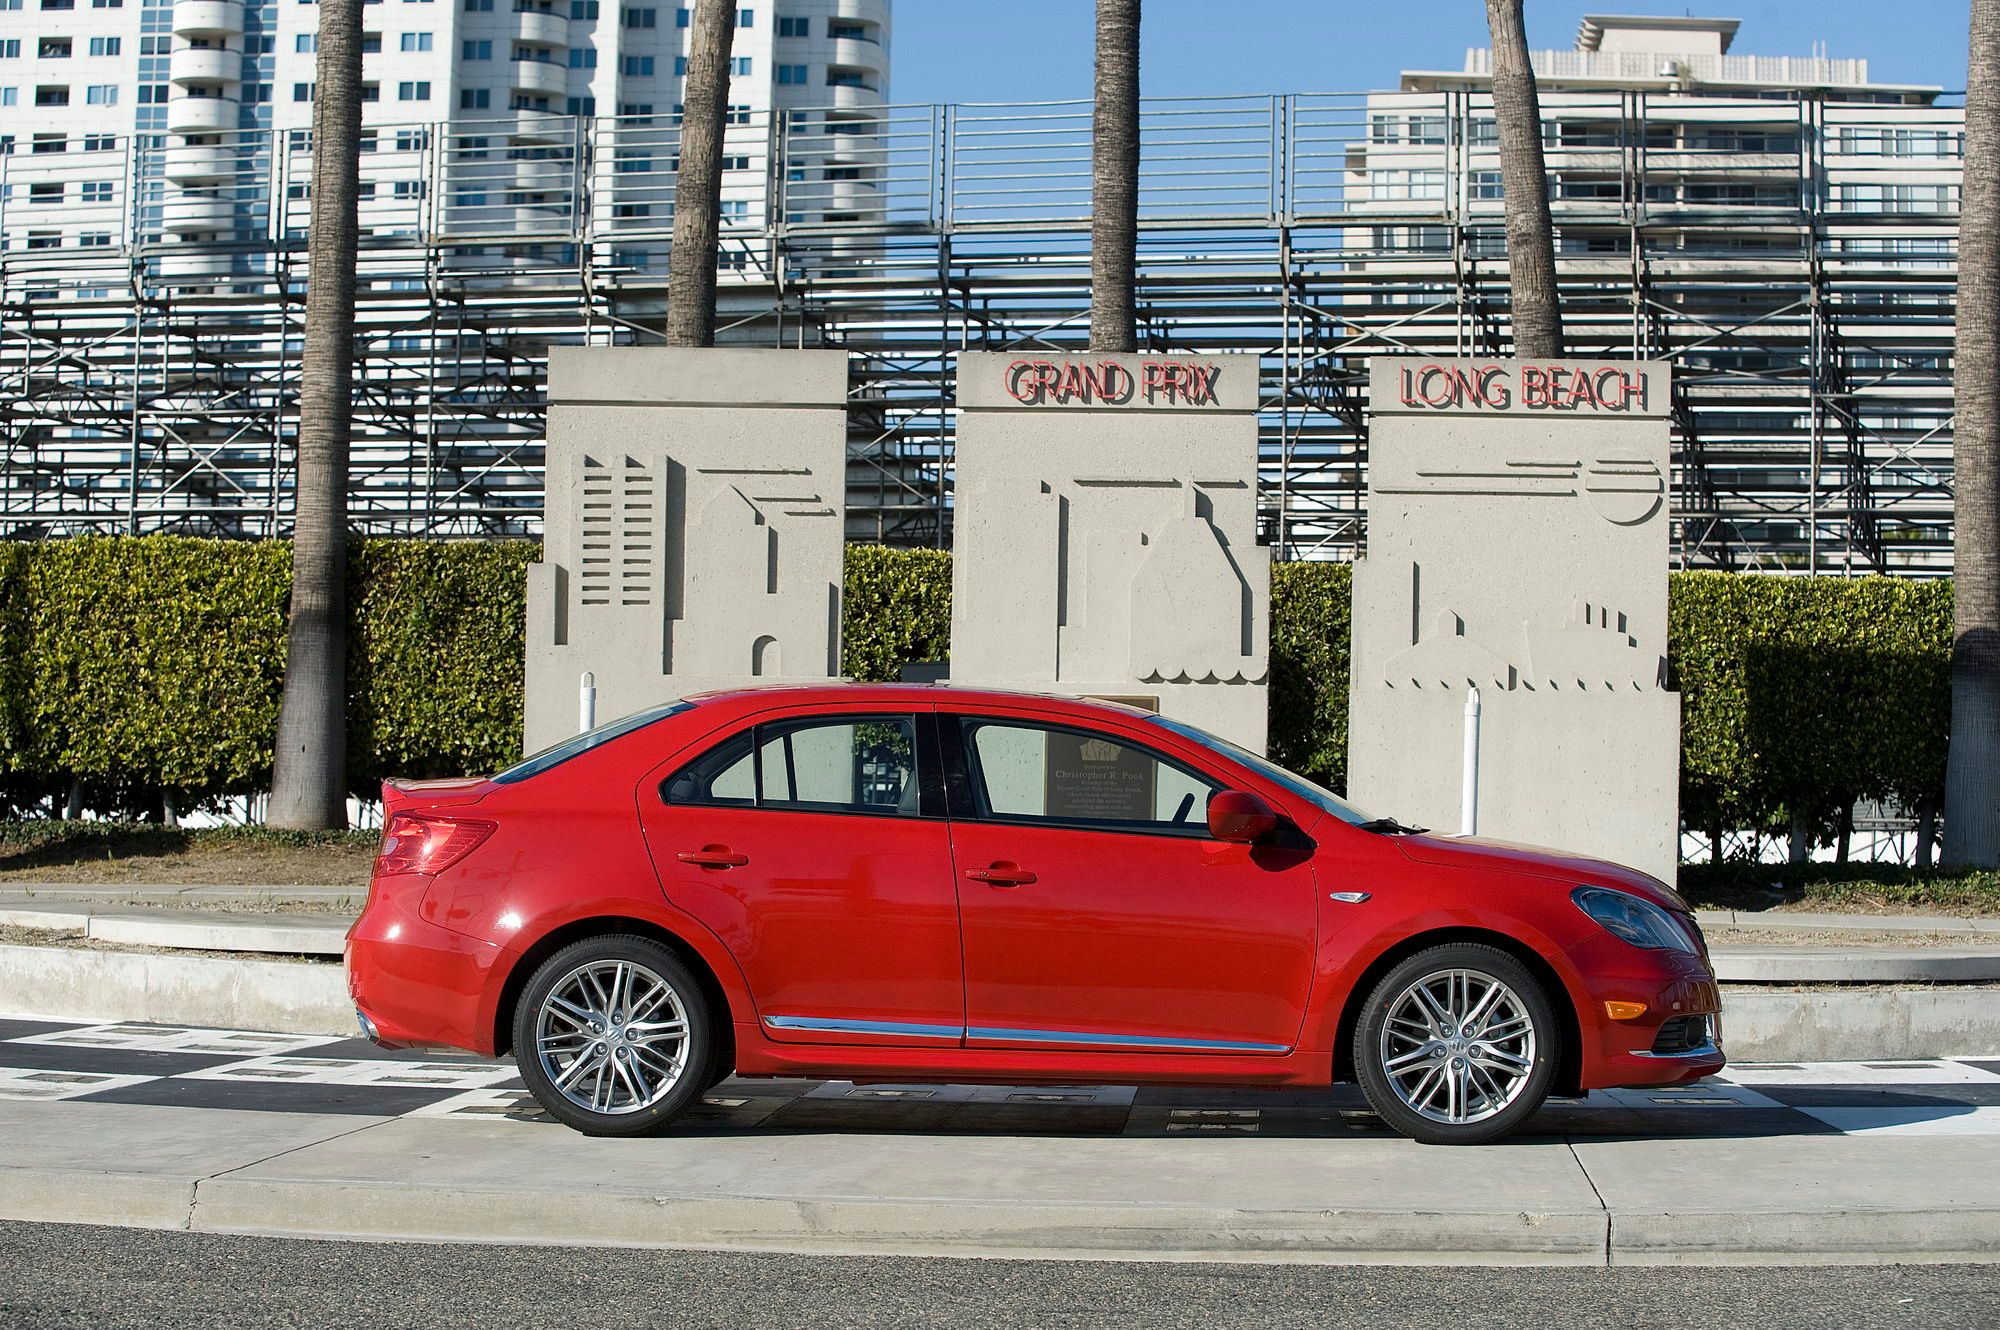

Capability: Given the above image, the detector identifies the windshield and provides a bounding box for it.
[1148,714,1376,827]
[493,702,694,784]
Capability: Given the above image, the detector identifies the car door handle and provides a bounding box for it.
[678,846,749,869]
[964,862,1036,887]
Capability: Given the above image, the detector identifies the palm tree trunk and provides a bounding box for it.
[665,0,739,347]
[1484,0,1562,359]
[1946,0,2000,867]
[1090,0,1140,353]
[267,0,361,830]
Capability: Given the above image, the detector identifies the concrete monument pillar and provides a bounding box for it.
[1349,357,1680,880]
[524,347,848,752]
[950,351,1269,750]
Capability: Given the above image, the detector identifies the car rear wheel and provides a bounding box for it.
[1355,942,1559,1145]
[512,935,715,1136]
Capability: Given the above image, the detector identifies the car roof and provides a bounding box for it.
[680,681,1162,720]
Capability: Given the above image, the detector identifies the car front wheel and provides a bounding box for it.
[1355,942,1560,1145]
[512,935,715,1136]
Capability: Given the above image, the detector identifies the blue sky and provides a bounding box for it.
[887,1,1970,105]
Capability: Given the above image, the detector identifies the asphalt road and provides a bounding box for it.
[2,1222,1997,1329]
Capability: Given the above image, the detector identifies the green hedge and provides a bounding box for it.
[1670,571,1950,839]
[0,537,1956,834]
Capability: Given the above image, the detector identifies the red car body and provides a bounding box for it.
[346,685,1723,1102]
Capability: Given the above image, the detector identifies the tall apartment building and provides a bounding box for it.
[0,0,890,278]
[1343,14,1959,567]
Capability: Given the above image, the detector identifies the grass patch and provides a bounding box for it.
[0,821,379,874]
[1679,861,2000,916]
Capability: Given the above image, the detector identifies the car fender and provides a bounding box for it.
[475,889,759,1050]
[1300,900,1594,1059]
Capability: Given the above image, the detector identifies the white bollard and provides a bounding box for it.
[1460,684,1481,837]
[578,670,597,734]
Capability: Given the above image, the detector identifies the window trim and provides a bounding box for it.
[660,710,943,821]
[943,713,1223,841]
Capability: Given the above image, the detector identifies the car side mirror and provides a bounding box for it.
[1208,789,1278,844]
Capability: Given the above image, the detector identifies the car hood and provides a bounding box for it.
[1393,832,1690,912]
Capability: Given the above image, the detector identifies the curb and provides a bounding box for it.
[0,906,347,958]
[3,1152,1997,1268]
[1712,948,2000,983]
[1720,986,2000,1062]
[1,942,1996,1059]
[0,944,352,1037]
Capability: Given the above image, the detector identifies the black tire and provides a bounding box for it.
[1354,942,1560,1146]
[511,934,717,1137]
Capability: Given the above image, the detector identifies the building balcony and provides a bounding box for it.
[170,47,242,85]
[828,37,887,73]
[171,0,244,37]
[152,249,235,281]
[510,59,567,98]
[513,9,569,48]
[829,0,889,22]
[819,80,882,110]
[162,141,237,182]
[165,94,241,135]
[160,192,235,232]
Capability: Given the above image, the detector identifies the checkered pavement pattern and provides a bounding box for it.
[2,1016,1996,1138]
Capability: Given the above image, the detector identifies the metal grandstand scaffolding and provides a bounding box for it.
[0,89,1965,570]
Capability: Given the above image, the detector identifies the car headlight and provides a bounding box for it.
[1572,886,1699,954]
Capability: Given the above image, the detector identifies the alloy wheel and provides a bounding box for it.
[1377,967,1538,1125]
[533,958,690,1115]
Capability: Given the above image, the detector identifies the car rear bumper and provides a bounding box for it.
[345,877,504,1055]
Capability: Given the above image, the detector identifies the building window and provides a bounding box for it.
[138,83,166,102]
[776,14,805,36]
[567,47,594,67]
[82,133,113,149]
[81,231,112,245]
[463,39,490,58]
[623,54,653,76]
[39,37,72,57]
[32,132,65,151]
[564,94,593,115]
[568,0,595,13]
[88,36,121,55]
[394,127,426,148]
[392,179,423,197]
[34,84,69,105]
[293,81,313,101]
[400,32,431,50]
[736,5,748,23]
[361,81,379,100]
[0,40,17,57]
[396,80,427,99]
[464,0,492,9]
[672,55,684,75]
[81,180,113,201]
[673,4,685,23]
[460,87,489,108]
[730,55,749,76]
[40,0,74,9]
[85,83,116,103]
[30,181,64,203]
[776,63,806,85]
[295,34,315,51]
[362,33,381,51]
[621,5,651,24]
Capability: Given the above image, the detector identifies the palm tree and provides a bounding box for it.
[1484,0,1562,358]
[267,0,362,830]
[1945,0,2000,867]
[1090,0,1140,353]
[665,0,739,346]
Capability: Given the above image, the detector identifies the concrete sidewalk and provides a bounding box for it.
[3,1095,1997,1266]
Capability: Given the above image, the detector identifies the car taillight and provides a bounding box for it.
[375,813,496,877]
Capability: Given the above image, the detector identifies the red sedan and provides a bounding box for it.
[346,684,1723,1145]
